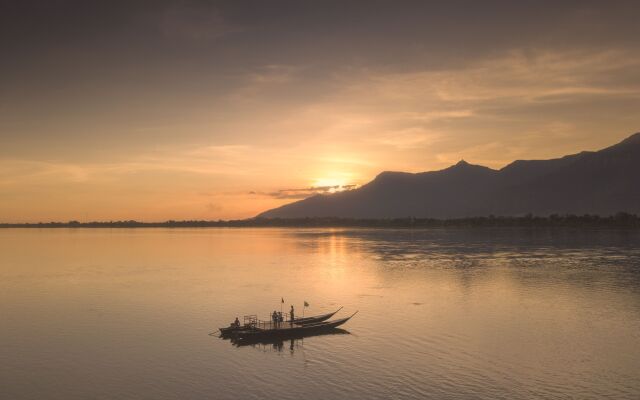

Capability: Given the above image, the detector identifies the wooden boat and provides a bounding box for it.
[231,311,357,340]
[218,307,343,336]
[290,306,343,324]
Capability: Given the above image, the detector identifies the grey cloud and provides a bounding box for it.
[251,185,357,200]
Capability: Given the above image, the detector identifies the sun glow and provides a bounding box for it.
[311,176,357,193]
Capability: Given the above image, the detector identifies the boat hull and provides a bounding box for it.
[232,314,356,340]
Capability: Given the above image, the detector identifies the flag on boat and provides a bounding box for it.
[304,301,309,307]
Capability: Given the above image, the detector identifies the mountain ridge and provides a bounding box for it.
[258,133,640,218]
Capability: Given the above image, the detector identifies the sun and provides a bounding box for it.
[311,175,357,193]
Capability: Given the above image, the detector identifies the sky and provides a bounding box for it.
[1,0,640,222]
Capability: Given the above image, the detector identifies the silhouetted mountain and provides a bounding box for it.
[258,133,640,218]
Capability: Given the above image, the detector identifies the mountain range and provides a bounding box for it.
[258,133,640,219]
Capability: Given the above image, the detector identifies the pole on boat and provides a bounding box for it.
[280,297,284,321]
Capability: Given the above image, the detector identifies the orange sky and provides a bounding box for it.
[1,2,640,222]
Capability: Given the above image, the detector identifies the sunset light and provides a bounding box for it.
[2,3,640,400]
[311,176,356,192]
[2,1,639,222]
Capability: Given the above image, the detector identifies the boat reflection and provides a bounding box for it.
[230,328,350,353]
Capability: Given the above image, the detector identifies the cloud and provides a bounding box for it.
[252,184,358,200]
[344,49,640,107]
[279,48,640,164]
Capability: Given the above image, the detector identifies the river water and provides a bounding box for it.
[1,227,640,399]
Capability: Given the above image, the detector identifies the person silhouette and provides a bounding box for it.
[290,305,295,325]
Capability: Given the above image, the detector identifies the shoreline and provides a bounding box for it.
[2,214,639,229]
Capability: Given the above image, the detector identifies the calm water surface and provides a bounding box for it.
[1,228,640,399]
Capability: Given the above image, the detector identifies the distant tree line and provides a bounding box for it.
[2,213,640,228]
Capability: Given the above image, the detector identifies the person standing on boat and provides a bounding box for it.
[290,305,295,325]
[234,317,240,328]
[272,311,278,327]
